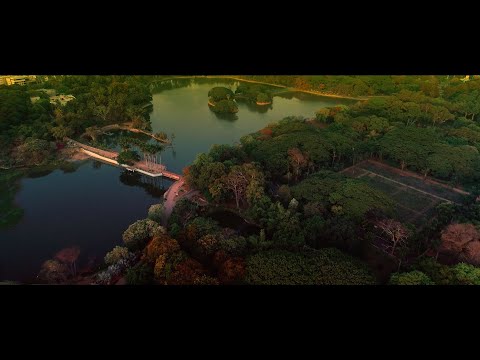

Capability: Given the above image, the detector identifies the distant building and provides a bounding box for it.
[1,75,37,86]
[50,94,75,106]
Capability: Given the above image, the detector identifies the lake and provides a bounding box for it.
[0,78,356,282]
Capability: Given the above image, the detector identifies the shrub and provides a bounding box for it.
[415,258,459,285]
[96,255,136,285]
[389,271,435,285]
[168,258,206,285]
[38,260,69,284]
[148,204,164,223]
[117,150,140,165]
[210,99,238,114]
[245,248,377,285]
[208,87,234,102]
[144,234,180,262]
[122,219,165,250]
[217,235,247,256]
[154,255,167,280]
[104,246,130,265]
[194,275,220,285]
[198,234,219,256]
[125,263,153,285]
[451,263,480,285]
[218,258,246,284]
[256,92,271,104]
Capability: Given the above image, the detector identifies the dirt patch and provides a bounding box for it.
[58,148,89,162]
[342,159,468,226]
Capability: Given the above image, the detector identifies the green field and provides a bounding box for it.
[342,161,467,227]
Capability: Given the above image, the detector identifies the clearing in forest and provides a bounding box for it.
[341,160,468,226]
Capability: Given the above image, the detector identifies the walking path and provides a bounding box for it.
[65,137,181,180]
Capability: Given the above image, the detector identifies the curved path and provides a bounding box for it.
[162,179,185,225]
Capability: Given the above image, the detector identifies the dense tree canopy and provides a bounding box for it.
[245,249,377,285]
[388,271,434,285]
[208,87,234,102]
[209,99,238,114]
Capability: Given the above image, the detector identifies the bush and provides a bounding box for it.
[415,258,480,285]
[104,246,130,265]
[185,217,220,242]
[451,263,480,285]
[117,150,140,165]
[169,223,181,238]
[122,219,165,251]
[245,248,377,285]
[194,274,220,285]
[144,234,180,262]
[125,263,154,285]
[198,234,219,256]
[38,260,69,284]
[256,92,272,104]
[148,203,164,223]
[389,271,435,285]
[96,254,136,284]
[210,99,238,114]
[218,258,246,284]
[168,258,206,285]
[208,87,234,102]
[415,258,459,285]
[154,255,167,280]
[217,235,247,256]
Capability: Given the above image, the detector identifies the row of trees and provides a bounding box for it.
[239,75,477,98]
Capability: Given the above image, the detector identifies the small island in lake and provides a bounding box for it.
[234,83,273,105]
[207,86,238,113]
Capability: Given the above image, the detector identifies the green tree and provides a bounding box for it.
[451,263,480,285]
[379,126,439,171]
[389,271,435,285]
[122,219,165,250]
[105,246,130,265]
[126,262,153,285]
[117,150,140,165]
[208,87,234,102]
[50,125,73,140]
[13,138,52,166]
[148,204,165,223]
[256,92,272,104]
[245,248,376,285]
[210,99,238,113]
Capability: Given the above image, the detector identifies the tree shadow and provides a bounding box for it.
[119,171,167,198]
[210,110,239,122]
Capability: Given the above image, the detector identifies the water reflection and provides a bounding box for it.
[151,78,240,94]
[211,111,239,121]
[119,171,170,198]
[92,160,102,170]
[236,98,273,113]
[26,161,82,178]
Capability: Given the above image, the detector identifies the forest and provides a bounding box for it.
[3,75,480,285]
[74,76,480,285]
[238,75,473,98]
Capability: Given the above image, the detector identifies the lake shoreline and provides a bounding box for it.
[153,76,367,101]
